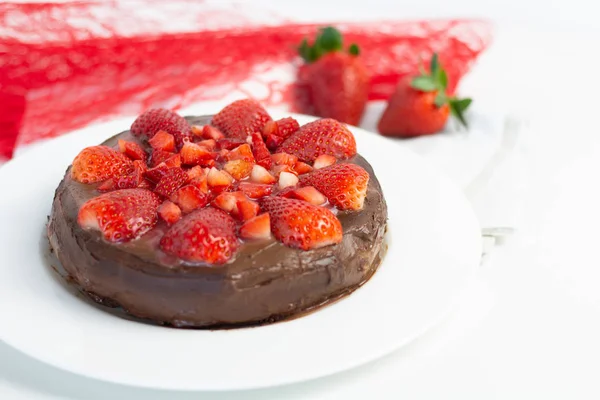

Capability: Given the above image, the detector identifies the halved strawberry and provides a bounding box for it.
[250,132,272,169]
[271,152,298,167]
[148,130,176,152]
[71,145,134,184]
[118,140,148,162]
[250,165,277,184]
[97,160,147,192]
[202,125,225,141]
[158,200,182,225]
[160,207,239,264]
[217,137,246,150]
[130,108,192,148]
[289,186,327,205]
[278,171,299,189]
[180,141,215,166]
[261,196,342,250]
[151,149,175,167]
[78,188,160,242]
[299,163,369,210]
[293,161,313,175]
[170,185,209,213]
[313,154,337,169]
[238,182,273,199]
[226,144,255,163]
[211,99,272,139]
[223,159,253,180]
[154,167,190,197]
[277,119,356,162]
[207,167,234,189]
[239,213,272,240]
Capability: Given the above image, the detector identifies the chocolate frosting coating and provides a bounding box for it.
[47,116,388,328]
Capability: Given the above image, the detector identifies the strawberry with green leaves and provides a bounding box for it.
[377,53,472,137]
[298,26,368,126]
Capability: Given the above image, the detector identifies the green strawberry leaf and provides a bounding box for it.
[434,92,447,107]
[430,53,440,78]
[317,26,343,52]
[438,69,448,91]
[298,39,312,62]
[411,76,438,92]
[348,43,360,56]
[449,97,472,128]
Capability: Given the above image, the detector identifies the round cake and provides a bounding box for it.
[47,99,388,328]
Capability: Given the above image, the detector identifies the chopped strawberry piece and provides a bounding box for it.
[154,167,190,197]
[313,154,337,169]
[118,140,148,162]
[238,182,273,199]
[217,137,246,150]
[250,164,277,184]
[265,133,285,151]
[151,149,175,167]
[277,119,356,162]
[138,179,154,190]
[261,196,342,250]
[212,191,246,213]
[158,200,182,225]
[299,163,369,210]
[271,152,298,167]
[164,153,182,168]
[226,144,255,163]
[191,125,204,137]
[272,164,297,177]
[190,176,209,194]
[187,165,205,180]
[250,132,272,169]
[97,160,146,192]
[130,108,192,148]
[78,188,161,242]
[278,171,299,189]
[239,213,272,240]
[289,186,327,205]
[196,139,217,150]
[234,198,260,221]
[148,130,176,152]
[144,163,169,183]
[223,159,253,180]
[201,125,226,141]
[262,117,300,140]
[293,161,313,175]
[211,99,272,139]
[180,141,215,166]
[207,167,234,189]
[160,207,239,264]
[71,145,134,184]
[262,120,278,138]
[170,185,209,213]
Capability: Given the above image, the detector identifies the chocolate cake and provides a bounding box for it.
[47,100,387,328]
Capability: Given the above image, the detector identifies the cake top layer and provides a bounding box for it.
[69,99,371,265]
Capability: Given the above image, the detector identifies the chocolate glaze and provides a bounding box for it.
[47,116,388,328]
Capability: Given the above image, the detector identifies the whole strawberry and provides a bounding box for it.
[211,99,272,140]
[298,27,368,126]
[378,53,472,137]
[131,108,192,148]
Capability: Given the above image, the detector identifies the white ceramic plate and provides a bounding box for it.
[0,114,481,391]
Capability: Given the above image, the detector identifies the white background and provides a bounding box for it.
[2,0,600,398]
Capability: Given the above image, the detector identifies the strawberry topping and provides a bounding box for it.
[239,213,272,240]
[211,99,272,139]
[71,145,134,184]
[130,108,192,148]
[118,140,148,162]
[300,163,369,210]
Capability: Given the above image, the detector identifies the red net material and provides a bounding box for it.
[0,1,492,158]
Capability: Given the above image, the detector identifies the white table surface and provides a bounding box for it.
[2,5,600,398]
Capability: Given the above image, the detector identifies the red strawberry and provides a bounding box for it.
[250,165,276,184]
[78,188,160,242]
[378,54,472,137]
[265,133,285,151]
[271,152,298,167]
[289,186,327,205]
[278,119,356,162]
[71,145,134,184]
[238,182,273,199]
[144,163,169,183]
[250,132,272,169]
[217,137,246,150]
[180,141,216,166]
[154,167,190,197]
[239,213,272,240]
[151,149,174,167]
[160,207,239,264]
[130,108,192,148]
[234,198,260,221]
[97,160,146,192]
[297,27,368,125]
[212,191,246,213]
[158,200,182,225]
[201,125,225,141]
[118,140,148,162]
[211,99,272,139]
[263,117,300,140]
[170,185,209,213]
[300,163,369,210]
[207,167,234,190]
[148,130,176,152]
[278,171,299,189]
[292,161,313,175]
[164,153,182,168]
[187,165,206,181]
[272,164,296,178]
[261,196,342,250]
[223,159,253,180]
[225,144,255,163]
[196,139,216,150]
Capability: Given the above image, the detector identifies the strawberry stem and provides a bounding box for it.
[298,26,358,63]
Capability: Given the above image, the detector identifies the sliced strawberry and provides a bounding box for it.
[223,159,253,180]
[277,119,356,162]
[289,186,327,205]
[180,141,215,166]
[261,196,342,250]
[313,154,337,169]
[158,200,182,225]
[196,139,217,150]
[154,167,190,197]
[144,163,169,183]
[226,143,255,163]
[170,185,209,213]
[202,125,225,141]
[293,161,313,175]
[217,137,246,150]
[271,152,298,167]
[234,198,260,221]
[148,130,176,152]
[278,171,299,189]
[239,213,272,240]
[207,167,234,189]
[238,182,273,199]
[130,108,191,148]
[164,153,181,168]
[265,133,285,151]
[299,163,369,210]
[160,207,239,264]
[250,132,272,169]
[211,99,272,139]
[78,188,160,242]
[250,164,277,184]
[118,140,148,162]
[71,145,134,184]
[151,149,175,167]
[212,191,246,213]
